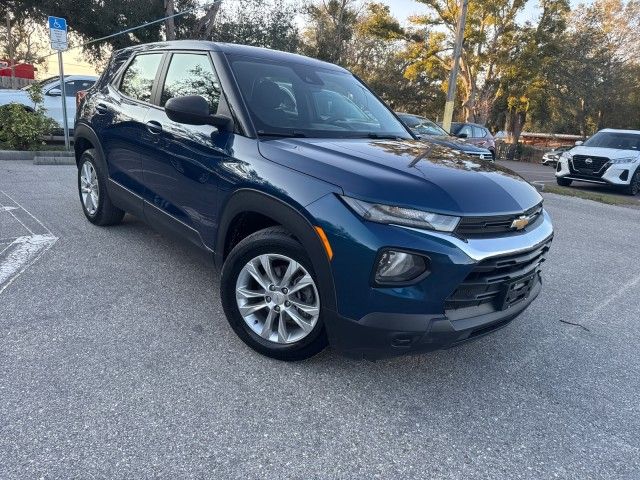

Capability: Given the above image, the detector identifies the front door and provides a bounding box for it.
[143,52,231,248]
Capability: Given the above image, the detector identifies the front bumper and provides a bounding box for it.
[305,194,554,360]
[327,277,541,360]
[556,158,637,186]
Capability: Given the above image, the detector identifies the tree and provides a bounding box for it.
[408,0,528,124]
[208,0,299,52]
[301,0,360,64]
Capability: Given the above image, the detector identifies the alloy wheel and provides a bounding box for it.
[80,161,99,216]
[235,253,320,344]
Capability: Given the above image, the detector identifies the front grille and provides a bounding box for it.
[445,239,552,316]
[455,203,543,237]
[571,155,610,178]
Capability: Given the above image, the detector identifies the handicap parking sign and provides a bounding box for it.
[48,16,68,51]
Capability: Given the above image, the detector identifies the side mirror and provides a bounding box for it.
[165,95,233,130]
[47,88,62,96]
[457,133,468,139]
[575,140,583,146]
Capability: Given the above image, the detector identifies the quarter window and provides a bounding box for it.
[160,53,221,113]
[119,54,163,103]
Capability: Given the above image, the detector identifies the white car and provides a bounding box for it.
[0,75,97,131]
[555,128,640,195]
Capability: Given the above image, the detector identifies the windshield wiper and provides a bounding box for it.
[258,130,308,138]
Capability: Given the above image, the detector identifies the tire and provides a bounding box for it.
[78,149,125,226]
[490,149,496,161]
[556,177,572,187]
[623,169,640,196]
[220,226,328,361]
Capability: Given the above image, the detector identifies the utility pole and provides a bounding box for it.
[442,0,468,133]
[6,12,15,89]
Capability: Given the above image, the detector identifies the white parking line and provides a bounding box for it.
[0,190,58,294]
[0,235,57,294]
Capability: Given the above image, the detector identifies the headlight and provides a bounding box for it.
[560,152,572,160]
[341,196,461,232]
[610,156,639,164]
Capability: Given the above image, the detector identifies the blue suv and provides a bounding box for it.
[75,41,553,360]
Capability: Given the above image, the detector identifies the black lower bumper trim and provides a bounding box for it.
[327,280,542,360]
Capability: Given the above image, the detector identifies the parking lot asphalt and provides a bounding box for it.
[1,161,639,479]
[497,159,640,205]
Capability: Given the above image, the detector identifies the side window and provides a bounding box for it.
[472,126,486,138]
[458,125,473,137]
[119,53,163,103]
[160,53,221,114]
[64,80,95,96]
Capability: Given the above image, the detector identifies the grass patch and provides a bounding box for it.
[544,184,637,206]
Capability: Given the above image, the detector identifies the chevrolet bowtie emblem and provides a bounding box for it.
[511,215,530,230]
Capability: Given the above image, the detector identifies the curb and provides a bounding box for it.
[0,150,74,161]
[33,156,76,165]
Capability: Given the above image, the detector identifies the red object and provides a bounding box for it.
[76,90,88,109]
[0,61,36,79]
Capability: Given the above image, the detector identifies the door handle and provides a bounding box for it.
[95,103,109,114]
[145,120,163,134]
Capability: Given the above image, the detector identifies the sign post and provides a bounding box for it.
[48,16,70,150]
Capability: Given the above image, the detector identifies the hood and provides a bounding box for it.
[258,138,542,216]
[570,145,640,160]
[418,135,490,153]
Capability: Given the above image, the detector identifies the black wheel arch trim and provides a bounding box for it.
[215,188,338,314]
[74,123,106,168]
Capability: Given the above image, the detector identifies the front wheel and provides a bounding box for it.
[556,177,572,187]
[623,169,640,196]
[220,227,327,361]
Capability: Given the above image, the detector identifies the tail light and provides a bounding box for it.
[76,90,88,109]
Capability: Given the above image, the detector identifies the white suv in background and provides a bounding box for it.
[555,128,640,195]
[0,75,97,131]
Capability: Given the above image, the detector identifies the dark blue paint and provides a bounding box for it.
[76,41,553,359]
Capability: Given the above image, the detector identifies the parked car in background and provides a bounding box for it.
[541,146,572,167]
[0,75,97,131]
[555,128,640,195]
[75,41,553,361]
[397,113,493,160]
[449,122,496,159]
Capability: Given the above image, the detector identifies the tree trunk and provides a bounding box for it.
[195,1,223,39]
[164,0,176,40]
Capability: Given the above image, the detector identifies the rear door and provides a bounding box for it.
[98,53,165,204]
[143,51,230,247]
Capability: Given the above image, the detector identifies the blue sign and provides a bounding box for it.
[48,16,67,31]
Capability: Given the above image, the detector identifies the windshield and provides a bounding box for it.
[230,57,411,139]
[583,131,640,151]
[399,114,449,136]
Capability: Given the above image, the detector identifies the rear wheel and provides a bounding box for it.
[556,177,572,187]
[623,169,640,196]
[220,227,327,361]
[78,149,125,225]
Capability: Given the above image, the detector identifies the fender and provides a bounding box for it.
[215,189,338,314]
[73,122,106,168]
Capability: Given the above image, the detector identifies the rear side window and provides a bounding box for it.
[160,53,221,114]
[119,53,163,103]
[472,126,486,138]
